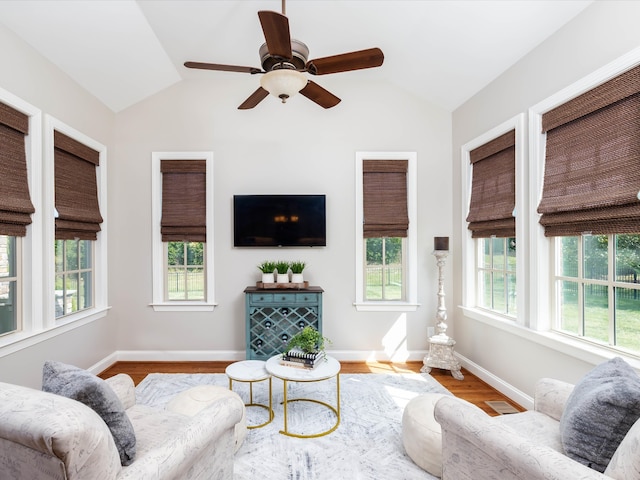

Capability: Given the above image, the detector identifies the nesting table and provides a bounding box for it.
[265,354,341,438]
[226,360,273,429]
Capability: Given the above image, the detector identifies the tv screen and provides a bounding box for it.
[233,195,326,247]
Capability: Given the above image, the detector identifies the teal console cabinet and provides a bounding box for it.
[244,286,323,360]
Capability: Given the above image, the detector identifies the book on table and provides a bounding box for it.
[281,347,325,369]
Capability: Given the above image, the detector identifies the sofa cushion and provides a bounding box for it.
[42,360,136,466]
[559,357,640,473]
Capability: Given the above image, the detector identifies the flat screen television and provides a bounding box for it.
[233,194,326,247]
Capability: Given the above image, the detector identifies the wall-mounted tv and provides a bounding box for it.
[233,194,326,247]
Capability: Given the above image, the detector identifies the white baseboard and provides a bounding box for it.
[455,352,534,410]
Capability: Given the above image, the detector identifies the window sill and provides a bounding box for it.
[460,306,640,371]
[353,301,420,312]
[0,306,110,358]
[150,302,218,312]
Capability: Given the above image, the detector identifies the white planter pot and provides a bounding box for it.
[291,273,304,284]
[276,273,289,283]
[261,273,275,284]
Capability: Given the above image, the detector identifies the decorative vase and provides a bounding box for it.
[276,273,289,284]
[291,273,304,284]
[261,273,275,284]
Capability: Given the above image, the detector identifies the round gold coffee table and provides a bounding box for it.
[265,354,340,438]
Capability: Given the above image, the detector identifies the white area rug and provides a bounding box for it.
[136,372,448,480]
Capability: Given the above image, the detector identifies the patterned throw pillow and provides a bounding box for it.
[559,357,640,473]
[42,360,136,466]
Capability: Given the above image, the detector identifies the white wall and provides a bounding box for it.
[0,25,117,387]
[451,0,640,401]
[111,73,452,360]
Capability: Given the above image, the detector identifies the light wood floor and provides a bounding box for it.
[99,360,523,416]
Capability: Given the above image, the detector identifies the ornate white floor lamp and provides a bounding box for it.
[421,237,464,380]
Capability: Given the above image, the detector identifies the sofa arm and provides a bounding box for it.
[105,374,137,410]
[0,382,122,480]
[533,378,574,421]
[117,393,244,480]
[434,396,605,480]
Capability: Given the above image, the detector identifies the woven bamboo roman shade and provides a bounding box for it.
[54,131,103,240]
[466,130,516,238]
[538,65,640,236]
[160,159,207,242]
[0,102,34,236]
[363,159,409,238]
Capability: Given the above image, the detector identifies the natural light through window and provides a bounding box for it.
[555,234,640,353]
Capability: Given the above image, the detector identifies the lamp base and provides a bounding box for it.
[421,334,464,380]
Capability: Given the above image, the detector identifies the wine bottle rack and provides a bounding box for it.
[244,287,323,361]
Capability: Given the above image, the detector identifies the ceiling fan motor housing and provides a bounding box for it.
[259,39,309,71]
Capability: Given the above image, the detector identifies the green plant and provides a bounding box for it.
[257,261,276,274]
[275,261,290,274]
[285,325,331,354]
[289,261,306,274]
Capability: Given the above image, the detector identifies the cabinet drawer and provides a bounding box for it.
[295,293,320,304]
[249,293,274,304]
[273,293,297,304]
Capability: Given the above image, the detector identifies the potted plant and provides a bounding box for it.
[275,261,290,284]
[257,261,276,284]
[289,261,306,284]
[285,325,330,354]
[283,326,331,368]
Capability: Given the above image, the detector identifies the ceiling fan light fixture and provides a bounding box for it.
[260,69,307,103]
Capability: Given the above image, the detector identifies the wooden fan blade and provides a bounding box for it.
[306,48,384,75]
[238,87,270,110]
[258,10,292,59]
[184,61,262,74]
[300,81,341,109]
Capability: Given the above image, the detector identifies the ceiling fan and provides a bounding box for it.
[184,0,384,110]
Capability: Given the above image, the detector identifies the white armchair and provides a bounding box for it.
[434,377,640,480]
[0,373,244,480]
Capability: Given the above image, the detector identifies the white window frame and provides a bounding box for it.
[529,49,640,348]
[459,46,640,370]
[0,107,113,357]
[0,88,41,351]
[150,152,216,312]
[460,114,527,326]
[354,152,418,312]
[44,116,109,328]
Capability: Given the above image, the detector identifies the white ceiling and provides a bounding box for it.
[0,0,593,113]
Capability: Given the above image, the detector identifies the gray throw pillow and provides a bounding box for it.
[42,360,136,466]
[559,357,640,473]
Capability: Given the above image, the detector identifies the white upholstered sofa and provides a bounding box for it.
[0,373,245,480]
[434,374,640,480]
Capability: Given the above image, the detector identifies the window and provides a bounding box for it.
[0,99,34,336]
[52,129,104,321]
[461,115,525,323]
[166,241,205,301]
[151,152,215,311]
[365,237,405,301]
[55,239,93,317]
[528,55,640,356]
[0,235,19,335]
[555,234,640,353]
[354,152,417,311]
[477,237,516,316]
[464,125,521,319]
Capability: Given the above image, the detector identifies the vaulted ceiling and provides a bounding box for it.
[0,0,593,112]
